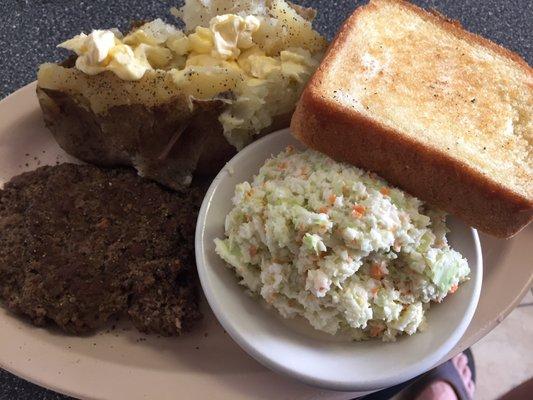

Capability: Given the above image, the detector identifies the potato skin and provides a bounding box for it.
[37,84,233,190]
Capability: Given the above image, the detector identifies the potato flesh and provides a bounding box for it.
[38,64,183,115]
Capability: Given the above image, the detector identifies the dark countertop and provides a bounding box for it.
[0,0,531,399]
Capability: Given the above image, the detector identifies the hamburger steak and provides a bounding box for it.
[0,163,203,335]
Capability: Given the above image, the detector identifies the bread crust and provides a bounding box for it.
[291,0,532,238]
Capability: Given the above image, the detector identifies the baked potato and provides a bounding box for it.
[36,0,326,190]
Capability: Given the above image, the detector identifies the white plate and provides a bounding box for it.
[0,82,531,399]
[196,128,482,391]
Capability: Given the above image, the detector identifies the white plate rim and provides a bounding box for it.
[1,82,531,400]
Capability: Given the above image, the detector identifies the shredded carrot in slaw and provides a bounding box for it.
[370,264,384,280]
[352,204,366,218]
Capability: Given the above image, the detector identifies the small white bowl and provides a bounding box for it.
[195,128,482,391]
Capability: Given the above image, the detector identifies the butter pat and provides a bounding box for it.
[59,30,116,74]
[59,29,152,80]
[210,15,260,59]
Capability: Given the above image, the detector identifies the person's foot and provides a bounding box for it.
[415,353,475,400]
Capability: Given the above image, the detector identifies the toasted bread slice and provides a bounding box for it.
[291,0,532,238]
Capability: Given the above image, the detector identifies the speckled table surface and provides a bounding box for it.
[0,0,531,399]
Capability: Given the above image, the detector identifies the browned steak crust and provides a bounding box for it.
[0,163,202,335]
